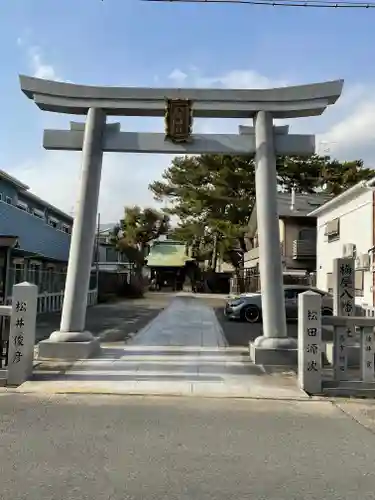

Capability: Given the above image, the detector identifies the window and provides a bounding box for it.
[5,196,12,205]
[13,260,24,284]
[298,228,316,241]
[327,273,333,293]
[284,289,299,300]
[33,208,45,219]
[28,262,41,287]
[62,224,71,234]
[119,252,128,263]
[325,218,340,242]
[48,218,59,229]
[0,193,2,201]
[16,200,28,211]
[355,270,364,297]
[105,247,118,262]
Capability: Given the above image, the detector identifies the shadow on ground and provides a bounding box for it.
[35,294,173,343]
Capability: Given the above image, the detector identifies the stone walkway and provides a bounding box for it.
[128,296,227,347]
[18,296,307,399]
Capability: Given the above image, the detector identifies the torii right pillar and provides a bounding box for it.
[250,111,294,363]
[249,80,344,366]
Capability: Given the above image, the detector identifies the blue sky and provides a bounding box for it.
[1,0,374,221]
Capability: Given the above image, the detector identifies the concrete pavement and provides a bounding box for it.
[19,296,305,398]
[1,394,375,500]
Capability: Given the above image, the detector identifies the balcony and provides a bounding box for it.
[244,246,259,262]
[292,239,316,260]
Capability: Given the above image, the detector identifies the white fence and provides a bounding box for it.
[5,288,98,314]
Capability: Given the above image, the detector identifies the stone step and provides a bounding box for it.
[0,368,7,386]
[322,380,375,397]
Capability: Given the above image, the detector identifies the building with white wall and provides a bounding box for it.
[309,179,375,308]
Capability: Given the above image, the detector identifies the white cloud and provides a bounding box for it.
[318,86,375,162]
[168,68,188,85]
[28,46,61,81]
[12,150,169,224]
[168,67,285,89]
[197,69,287,89]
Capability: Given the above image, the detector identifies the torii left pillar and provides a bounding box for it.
[39,108,106,360]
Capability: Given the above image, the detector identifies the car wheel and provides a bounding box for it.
[242,305,261,323]
[322,307,333,316]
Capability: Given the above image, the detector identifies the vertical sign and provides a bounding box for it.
[333,258,355,381]
[164,98,193,144]
[361,326,375,382]
[7,282,38,386]
[298,291,322,394]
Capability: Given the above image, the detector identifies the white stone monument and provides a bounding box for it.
[7,282,38,386]
[298,291,322,394]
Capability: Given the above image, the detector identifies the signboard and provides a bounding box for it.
[165,98,193,143]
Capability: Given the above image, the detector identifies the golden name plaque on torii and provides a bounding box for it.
[164,98,193,143]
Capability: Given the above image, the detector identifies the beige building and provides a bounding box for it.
[244,191,331,276]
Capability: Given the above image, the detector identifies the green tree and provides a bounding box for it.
[150,153,372,271]
[112,206,170,268]
[150,154,257,277]
[276,155,373,194]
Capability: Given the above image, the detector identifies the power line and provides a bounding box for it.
[141,0,375,9]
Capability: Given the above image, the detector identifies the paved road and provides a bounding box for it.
[204,296,335,347]
[202,296,299,346]
[1,394,375,500]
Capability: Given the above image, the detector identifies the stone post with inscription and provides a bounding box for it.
[361,326,375,383]
[333,258,355,380]
[7,282,38,386]
[298,291,322,394]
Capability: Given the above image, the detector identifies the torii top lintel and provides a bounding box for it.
[19,75,344,119]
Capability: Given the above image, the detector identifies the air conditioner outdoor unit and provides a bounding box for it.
[356,253,371,270]
[342,243,356,258]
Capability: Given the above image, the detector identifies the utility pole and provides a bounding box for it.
[95,213,100,291]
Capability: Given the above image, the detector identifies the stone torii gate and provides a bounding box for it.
[19,76,343,362]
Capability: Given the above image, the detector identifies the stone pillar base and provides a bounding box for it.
[38,337,101,361]
[250,336,298,366]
